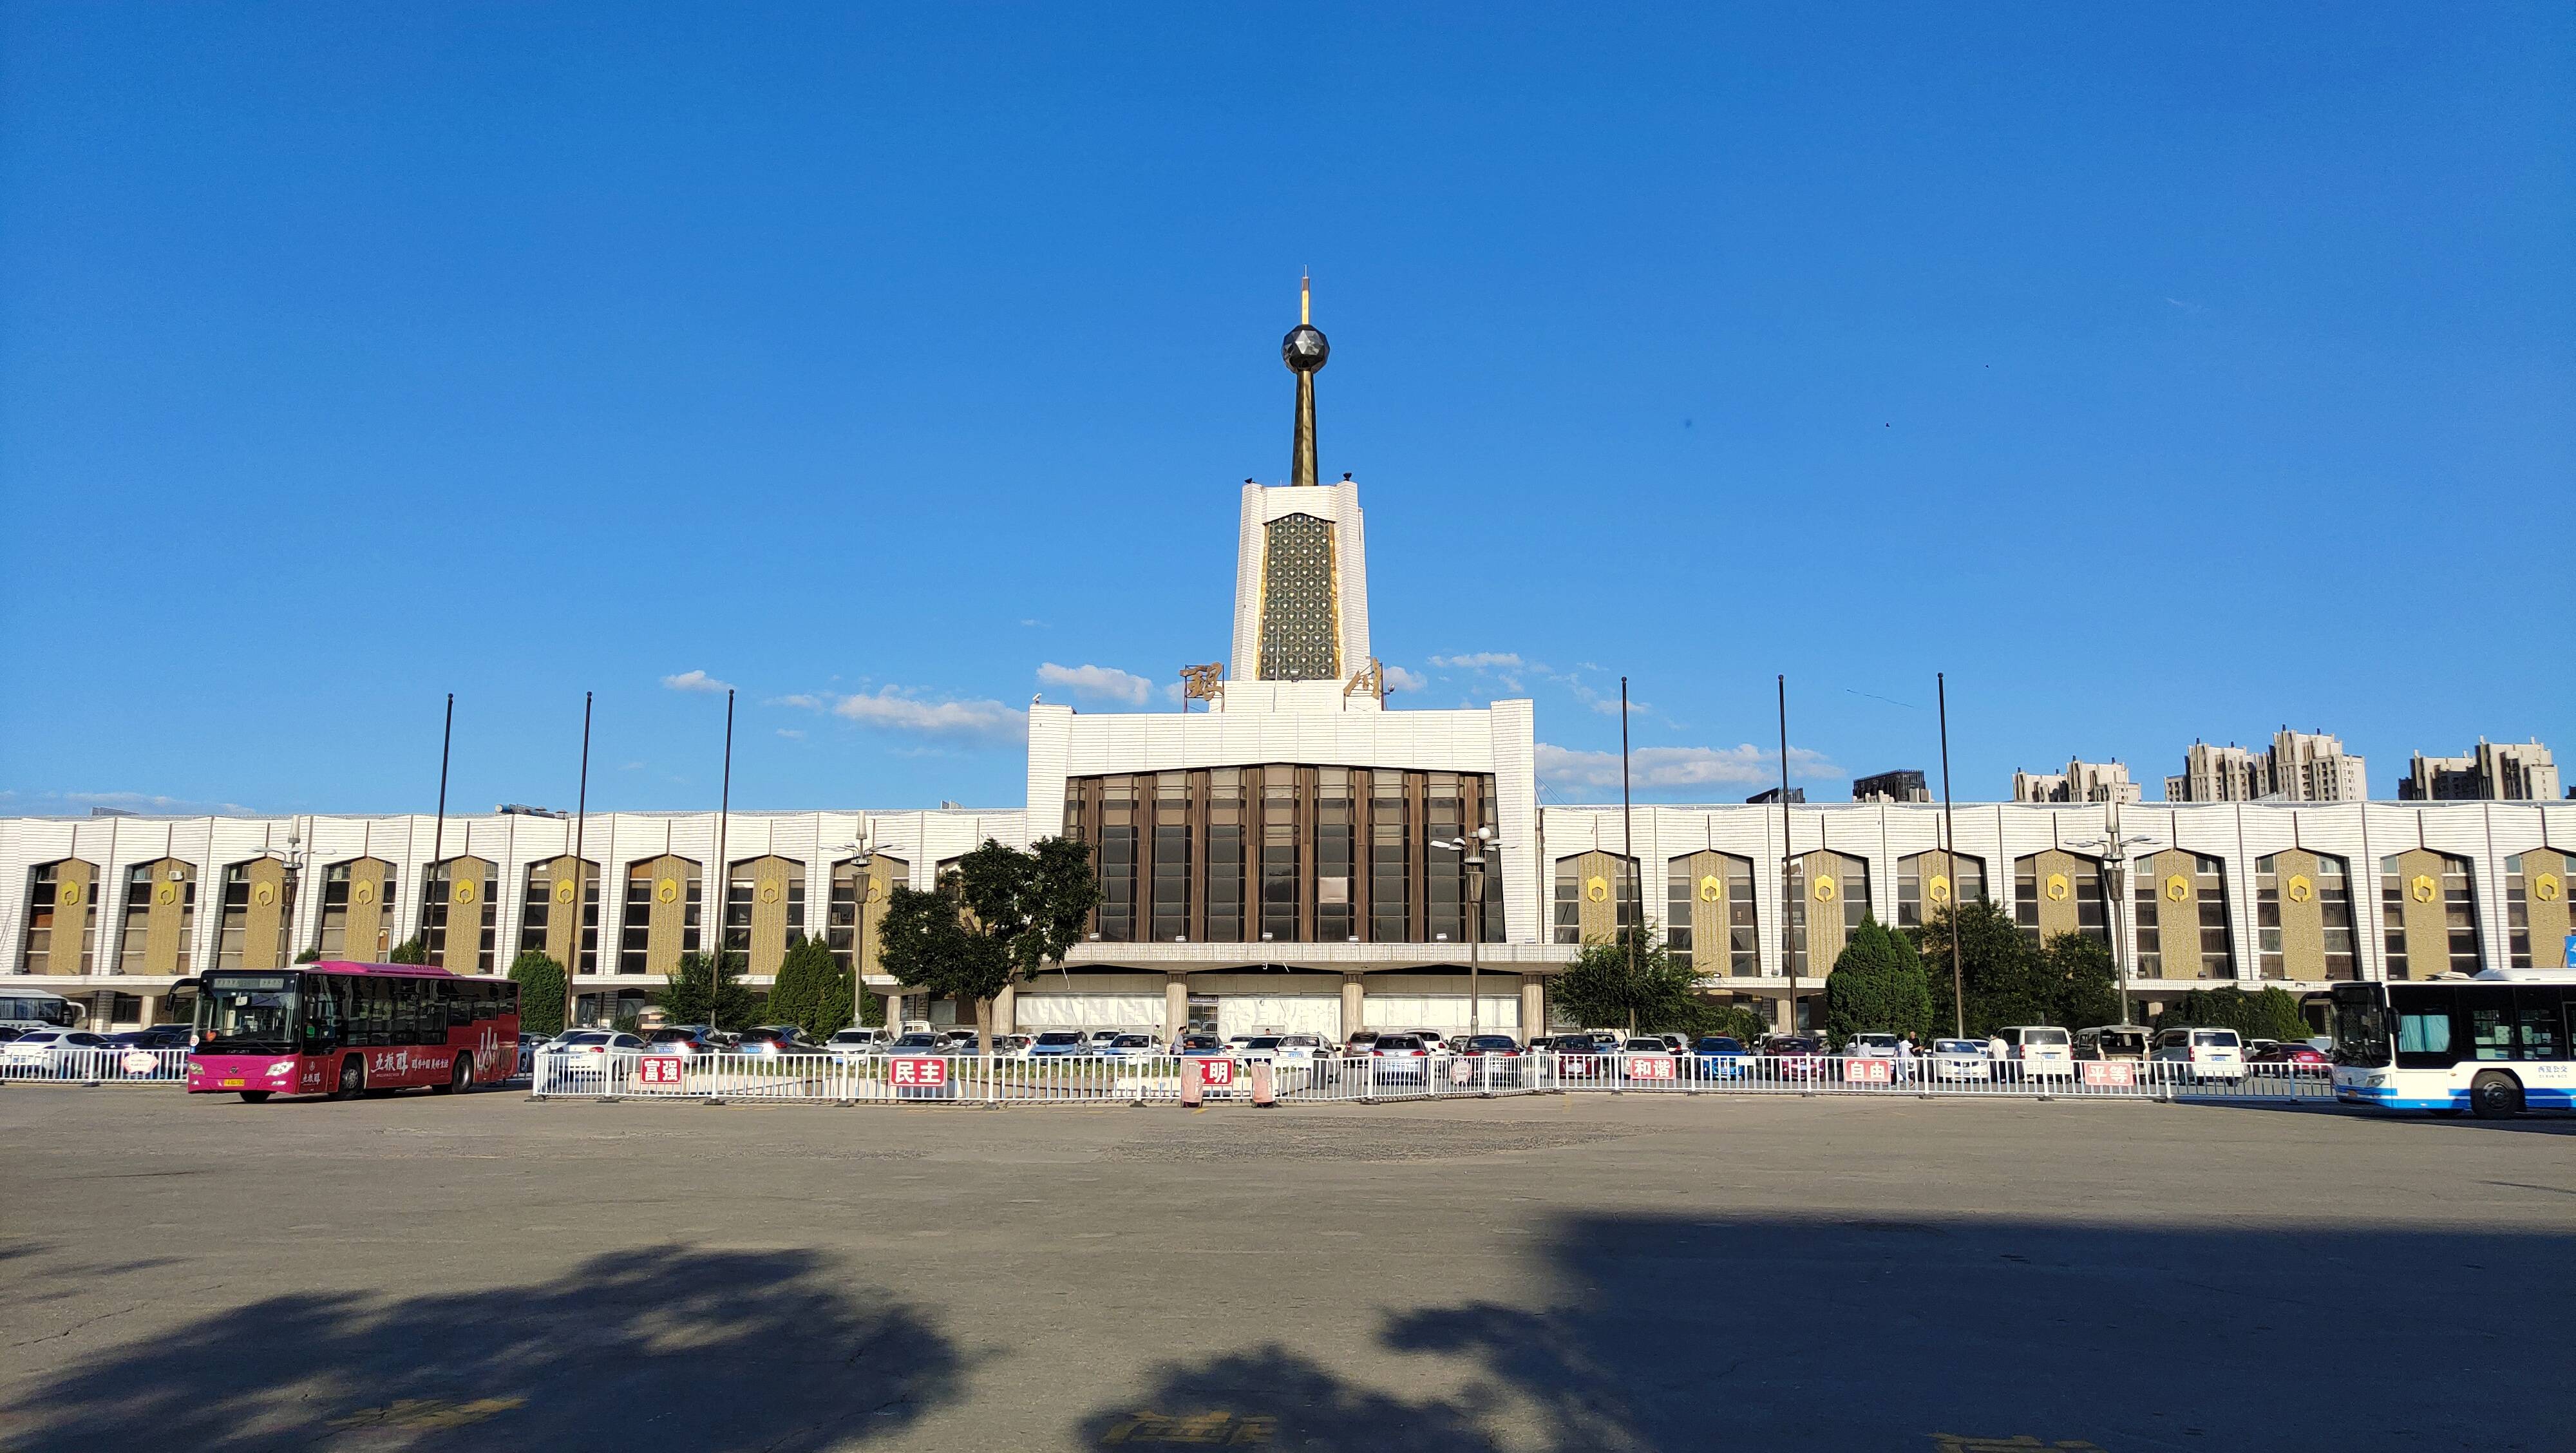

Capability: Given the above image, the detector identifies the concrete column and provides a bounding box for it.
[138,992,163,1028]
[1163,976,1188,1041]
[1519,976,1543,1038]
[883,991,907,1031]
[1341,974,1365,1041]
[991,982,1016,1037]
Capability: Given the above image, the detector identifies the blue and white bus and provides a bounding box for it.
[2326,969,2575,1118]
[0,987,85,1034]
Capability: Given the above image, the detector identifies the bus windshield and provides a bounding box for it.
[198,973,299,1052]
[2331,992,2390,1068]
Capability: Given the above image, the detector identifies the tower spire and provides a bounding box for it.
[1283,275,1329,486]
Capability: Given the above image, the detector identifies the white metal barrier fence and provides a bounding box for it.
[0,1046,193,1085]
[521,1050,2334,1105]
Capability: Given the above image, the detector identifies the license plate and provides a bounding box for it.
[221,1078,245,1087]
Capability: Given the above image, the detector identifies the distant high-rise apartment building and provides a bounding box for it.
[1745,786,1806,805]
[2011,759,2141,805]
[2398,737,2559,801]
[1852,769,1931,804]
[2163,729,2368,803]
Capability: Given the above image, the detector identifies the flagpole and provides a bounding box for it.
[565,691,591,1032]
[1938,674,1964,1040]
[1777,675,1794,1035]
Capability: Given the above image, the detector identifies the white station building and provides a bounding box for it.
[7,303,2573,1036]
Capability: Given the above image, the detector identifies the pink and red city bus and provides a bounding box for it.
[187,960,520,1101]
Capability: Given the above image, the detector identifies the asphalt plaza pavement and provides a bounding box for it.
[1,1087,2568,1452]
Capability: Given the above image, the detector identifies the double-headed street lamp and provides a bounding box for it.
[1432,827,1497,1039]
[2069,830,2158,1024]
[828,830,884,1029]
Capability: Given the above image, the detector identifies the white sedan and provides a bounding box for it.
[1927,1038,1993,1081]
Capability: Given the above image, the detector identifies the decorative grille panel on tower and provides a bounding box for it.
[1257,513,1339,681]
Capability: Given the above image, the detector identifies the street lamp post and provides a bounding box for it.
[2070,830,2156,1023]
[1433,828,1496,1040]
[829,830,880,1030]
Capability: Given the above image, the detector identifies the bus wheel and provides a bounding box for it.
[238,1091,271,1103]
[334,1057,365,1101]
[2470,1072,2523,1120]
[434,1056,472,1095]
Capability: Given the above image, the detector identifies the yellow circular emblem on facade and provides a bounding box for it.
[252,882,276,907]
[658,877,679,905]
[2410,874,2436,904]
[1698,875,1722,904]
[864,877,884,902]
[59,882,82,907]
[1584,875,1609,904]
[454,880,476,905]
[2286,874,2313,904]
[554,879,576,905]
[2534,873,2562,904]
[1812,875,1837,903]
[1927,875,1951,904]
[156,882,178,906]
[354,880,375,905]
[759,882,781,904]
[2164,874,2189,903]
[2045,872,2070,902]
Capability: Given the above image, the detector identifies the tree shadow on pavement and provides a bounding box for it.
[1079,1215,2576,1452]
[0,1246,964,1452]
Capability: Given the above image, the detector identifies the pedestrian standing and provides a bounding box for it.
[1897,1034,1915,1083]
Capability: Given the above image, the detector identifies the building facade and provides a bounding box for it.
[2399,738,2560,802]
[8,304,2571,1035]
[2164,730,2367,804]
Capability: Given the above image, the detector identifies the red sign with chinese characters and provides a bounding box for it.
[2081,1061,2136,1087]
[890,1056,947,1087]
[1197,1058,1235,1088]
[1842,1057,1893,1083]
[1628,1054,1676,1080]
[636,1056,685,1086]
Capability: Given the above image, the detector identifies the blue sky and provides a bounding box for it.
[3,3,2568,816]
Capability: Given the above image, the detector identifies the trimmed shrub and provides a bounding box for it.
[508,950,567,1038]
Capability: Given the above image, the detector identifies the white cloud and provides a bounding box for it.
[830,688,1026,743]
[1381,665,1428,694]
[8,789,260,817]
[1036,661,1154,707]
[766,692,826,710]
[1163,681,1187,704]
[1429,652,1524,670]
[1535,743,1839,792]
[661,669,733,694]
[1589,696,1651,716]
[775,728,806,741]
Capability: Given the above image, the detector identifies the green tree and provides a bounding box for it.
[656,951,761,1031]
[2038,931,2123,1030]
[1918,900,2052,1039]
[294,947,321,964]
[507,950,567,1038]
[2152,987,2312,1041]
[1550,926,1711,1035]
[1826,917,1931,1043]
[386,936,428,965]
[878,837,1101,1041]
[1687,1000,1772,1045]
[766,933,853,1041]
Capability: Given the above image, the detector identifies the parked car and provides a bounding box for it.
[540,1030,643,1088]
[641,1027,726,1058]
[1343,1030,1382,1056]
[737,1026,826,1057]
[1690,1036,1751,1078]
[1085,1030,1123,1052]
[516,1031,549,1073]
[1025,1030,1092,1058]
[886,1031,946,1054]
[1842,1032,1900,1059]
[1458,1034,1522,1057]
[1620,1037,1678,1081]
[1271,1032,1332,1061]
[1367,1032,1433,1081]
[1764,1036,1828,1078]
[1546,1032,1614,1079]
[3,1029,112,1075]
[1173,1033,1226,1057]
[2153,1027,2248,1082]
[1927,1038,1993,1081]
[992,1034,1036,1059]
[2248,1041,2329,1076]
[826,1028,893,1061]
[102,1027,193,1052]
[2074,1025,2152,1062]
[1995,1025,2076,1079]
[1649,1033,1689,1056]
[936,1033,983,1057]
[1414,1031,1453,1054]
[1101,1034,1160,1059]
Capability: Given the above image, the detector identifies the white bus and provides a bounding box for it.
[2326,969,2575,1119]
[0,987,86,1034]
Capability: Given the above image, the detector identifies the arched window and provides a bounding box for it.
[1897,851,1986,929]
[2382,851,2479,979]
[117,860,197,974]
[2253,852,2356,981]
[2134,851,2233,980]
[518,859,600,973]
[619,858,702,976]
[828,855,908,974]
[1667,852,1757,977]
[1553,851,1639,946]
[215,859,296,970]
[724,857,808,976]
[19,860,100,974]
[2504,851,2574,969]
[1785,851,1871,976]
[316,859,398,960]
[421,857,500,971]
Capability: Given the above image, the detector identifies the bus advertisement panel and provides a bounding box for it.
[187,962,520,1102]
[2327,970,2575,1119]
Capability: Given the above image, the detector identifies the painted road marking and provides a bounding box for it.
[327,1398,526,1430]
[1102,1409,1276,1445]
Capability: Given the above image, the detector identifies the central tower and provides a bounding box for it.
[1227,279,1374,707]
